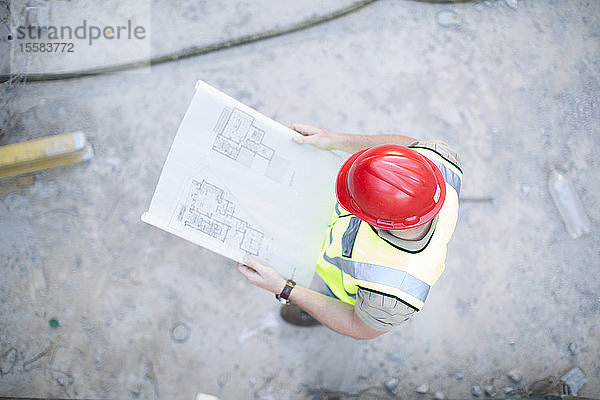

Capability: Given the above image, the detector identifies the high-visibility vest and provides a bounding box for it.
[316,147,462,311]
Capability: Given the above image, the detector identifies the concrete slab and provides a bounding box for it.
[1,0,599,398]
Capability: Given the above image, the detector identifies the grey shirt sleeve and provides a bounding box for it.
[409,139,463,171]
[354,287,416,331]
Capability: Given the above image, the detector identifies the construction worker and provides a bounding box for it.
[238,124,462,340]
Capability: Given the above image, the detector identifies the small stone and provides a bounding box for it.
[472,385,483,397]
[436,10,461,27]
[561,367,587,396]
[434,391,445,400]
[508,369,522,383]
[416,384,429,394]
[504,0,518,9]
[383,378,399,391]
[503,387,515,395]
[455,372,464,380]
[568,342,579,355]
[56,376,66,386]
[484,385,496,396]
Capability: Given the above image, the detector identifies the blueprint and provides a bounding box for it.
[142,80,343,285]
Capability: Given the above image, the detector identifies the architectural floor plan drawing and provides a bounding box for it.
[213,107,274,161]
[142,80,342,285]
[212,107,292,185]
[173,179,264,256]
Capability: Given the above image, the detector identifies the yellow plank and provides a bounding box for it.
[0,132,86,169]
[0,144,93,179]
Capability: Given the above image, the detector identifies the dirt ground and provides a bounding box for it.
[1,0,599,399]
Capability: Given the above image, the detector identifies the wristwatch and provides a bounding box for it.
[275,279,296,304]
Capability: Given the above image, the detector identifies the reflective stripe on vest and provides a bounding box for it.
[341,217,361,257]
[316,149,461,310]
[430,159,461,196]
[322,252,430,303]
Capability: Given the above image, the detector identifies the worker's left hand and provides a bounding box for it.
[237,257,287,294]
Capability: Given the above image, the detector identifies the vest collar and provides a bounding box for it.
[370,215,439,253]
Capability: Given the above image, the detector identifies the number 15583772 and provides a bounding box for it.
[19,42,74,52]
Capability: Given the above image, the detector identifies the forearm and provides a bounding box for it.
[288,285,385,340]
[329,132,417,154]
[237,257,385,340]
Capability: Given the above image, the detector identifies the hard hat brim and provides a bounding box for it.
[335,146,446,230]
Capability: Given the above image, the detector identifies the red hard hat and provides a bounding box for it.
[336,144,446,230]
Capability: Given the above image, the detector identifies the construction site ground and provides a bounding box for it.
[0,0,599,399]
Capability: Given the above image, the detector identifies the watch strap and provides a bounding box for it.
[279,279,296,302]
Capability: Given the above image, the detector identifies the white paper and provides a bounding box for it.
[142,80,343,285]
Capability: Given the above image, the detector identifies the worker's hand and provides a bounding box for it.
[290,123,340,150]
[237,257,287,294]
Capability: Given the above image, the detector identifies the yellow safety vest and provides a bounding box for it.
[316,147,462,311]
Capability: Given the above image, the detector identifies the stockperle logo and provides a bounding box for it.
[15,19,147,46]
[10,0,151,75]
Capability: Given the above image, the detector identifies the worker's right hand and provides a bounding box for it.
[290,123,340,150]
